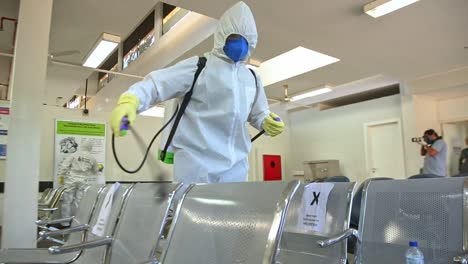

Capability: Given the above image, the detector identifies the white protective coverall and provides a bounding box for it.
[59,140,99,221]
[125,1,270,184]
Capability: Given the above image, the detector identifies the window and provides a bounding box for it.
[122,29,155,69]
[66,95,87,109]
[122,11,155,70]
[162,3,190,35]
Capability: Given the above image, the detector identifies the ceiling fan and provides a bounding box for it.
[267,84,315,109]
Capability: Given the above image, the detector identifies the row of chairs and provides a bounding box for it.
[0,181,354,263]
[0,176,466,263]
[321,176,467,264]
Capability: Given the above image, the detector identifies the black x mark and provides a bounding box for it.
[310,192,320,206]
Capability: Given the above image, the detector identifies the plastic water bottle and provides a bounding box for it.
[406,241,424,264]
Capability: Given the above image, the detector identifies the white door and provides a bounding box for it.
[365,120,406,180]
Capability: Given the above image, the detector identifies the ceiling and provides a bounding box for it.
[1,0,468,106]
[0,0,160,104]
[164,0,468,99]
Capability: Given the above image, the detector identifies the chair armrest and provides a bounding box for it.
[454,253,468,264]
[38,207,59,212]
[139,259,161,264]
[317,228,359,248]
[39,224,89,238]
[36,216,74,226]
[48,237,113,254]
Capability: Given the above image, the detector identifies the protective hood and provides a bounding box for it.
[213,1,257,61]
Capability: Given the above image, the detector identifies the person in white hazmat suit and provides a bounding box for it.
[59,139,99,224]
[110,1,284,185]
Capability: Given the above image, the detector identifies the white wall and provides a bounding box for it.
[439,95,468,123]
[288,95,403,182]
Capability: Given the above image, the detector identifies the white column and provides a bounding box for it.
[2,0,53,248]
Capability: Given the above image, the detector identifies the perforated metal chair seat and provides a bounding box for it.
[67,184,133,264]
[106,183,181,264]
[356,178,465,264]
[278,182,356,264]
[160,181,300,264]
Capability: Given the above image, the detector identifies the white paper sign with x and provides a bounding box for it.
[298,182,334,233]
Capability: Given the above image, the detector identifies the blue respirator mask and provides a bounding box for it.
[223,36,249,63]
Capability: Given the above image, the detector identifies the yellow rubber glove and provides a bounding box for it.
[110,94,139,136]
[263,112,285,137]
[58,175,65,186]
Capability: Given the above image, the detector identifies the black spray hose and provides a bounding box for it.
[112,109,178,174]
[112,113,266,174]
[251,130,265,142]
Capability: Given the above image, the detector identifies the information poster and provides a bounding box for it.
[298,183,334,233]
[0,107,9,159]
[54,120,106,187]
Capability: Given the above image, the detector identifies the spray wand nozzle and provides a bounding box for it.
[120,116,130,136]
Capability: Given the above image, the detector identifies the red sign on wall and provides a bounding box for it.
[263,155,282,181]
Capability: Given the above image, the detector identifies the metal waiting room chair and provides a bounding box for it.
[46,183,134,264]
[105,182,182,264]
[276,181,356,264]
[318,177,467,264]
[37,186,66,223]
[0,183,133,264]
[324,176,350,182]
[312,176,350,183]
[156,180,301,264]
[0,184,106,263]
[408,174,443,179]
[346,177,393,256]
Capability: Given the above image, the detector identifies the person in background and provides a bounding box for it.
[421,129,447,177]
[459,137,468,174]
[59,139,99,225]
[110,2,284,186]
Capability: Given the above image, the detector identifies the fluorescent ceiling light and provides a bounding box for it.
[257,47,339,87]
[290,87,333,102]
[140,106,165,118]
[364,0,419,18]
[83,33,120,68]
